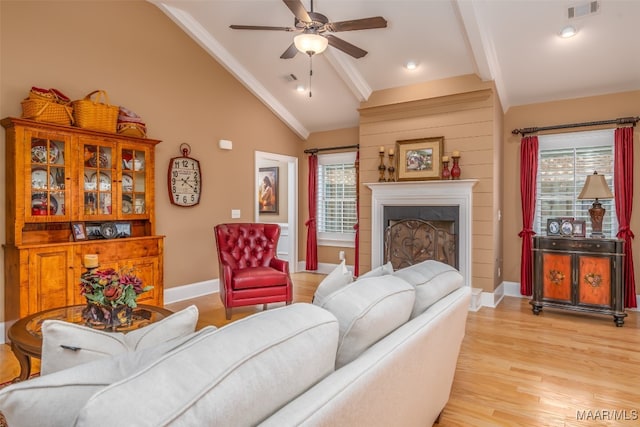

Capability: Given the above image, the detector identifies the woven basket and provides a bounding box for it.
[72,90,118,133]
[21,98,74,125]
[117,122,147,138]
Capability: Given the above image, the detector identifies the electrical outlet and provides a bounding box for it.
[231,209,240,219]
[339,251,345,261]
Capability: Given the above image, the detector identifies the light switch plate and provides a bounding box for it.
[231,209,240,219]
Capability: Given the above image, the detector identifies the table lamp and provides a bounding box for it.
[577,171,614,237]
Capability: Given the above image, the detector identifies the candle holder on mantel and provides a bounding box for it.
[378,150,387,182]
[441,159,451,180]
[387,152,396,182]
[451,155,461,180]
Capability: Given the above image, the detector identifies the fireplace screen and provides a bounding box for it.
[384,219,456,270]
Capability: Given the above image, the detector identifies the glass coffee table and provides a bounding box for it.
[7,304,173,382]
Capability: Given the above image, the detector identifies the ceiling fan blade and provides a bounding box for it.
[283,0,311,23]
[327,16,387,32]
[230,24,296,32]
[280,43,298,59]
[325,34,367,58]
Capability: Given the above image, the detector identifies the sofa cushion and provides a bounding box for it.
[41,305,199,375]
[312,260,353,306]
[357,261,394,280]
[392,260,464,318]
[317,275,415,369]
[0,327,217,427]
[74,303,339,426]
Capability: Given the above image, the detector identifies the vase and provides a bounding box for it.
[82,301,133,331]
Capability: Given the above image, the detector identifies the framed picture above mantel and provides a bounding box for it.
[396,137,444,181]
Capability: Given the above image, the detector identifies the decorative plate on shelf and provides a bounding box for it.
[122,194,133,214]
[31,193,58,215]
[122,173,133,192]
[100,222,117,239]
[84,147,110,168]
[90,172,112,191]
[31,140,60,164]
[31,168,54,189]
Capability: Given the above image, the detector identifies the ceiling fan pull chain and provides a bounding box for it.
[309,55,313,98]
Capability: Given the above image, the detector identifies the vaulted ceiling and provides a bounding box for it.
[151,0,640,139]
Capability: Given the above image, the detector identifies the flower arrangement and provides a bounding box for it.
[80,267,153,308]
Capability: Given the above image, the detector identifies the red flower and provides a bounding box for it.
[103,284,123,301]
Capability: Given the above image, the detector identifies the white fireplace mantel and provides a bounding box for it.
[365,180,478,288]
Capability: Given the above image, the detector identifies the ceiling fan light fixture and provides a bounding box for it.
[560,25,577,38]
[294,32,328,56]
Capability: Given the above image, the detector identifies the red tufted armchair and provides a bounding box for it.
[214,223,293,319]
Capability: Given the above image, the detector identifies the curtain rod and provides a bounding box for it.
[304,144,359,154]
[512,116,639,137]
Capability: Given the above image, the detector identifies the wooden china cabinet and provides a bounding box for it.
[2,117,164,323]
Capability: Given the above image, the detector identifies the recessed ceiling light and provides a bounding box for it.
[296,84,305,93]
[405,61,418,70]
[560,25,577,38]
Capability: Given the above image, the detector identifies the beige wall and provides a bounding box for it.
[357,75,502,290]
[0,1,303,322]
[502,90,640,284]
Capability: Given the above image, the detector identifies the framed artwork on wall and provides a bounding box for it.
[258,167,278,214]
[396,137,444,181]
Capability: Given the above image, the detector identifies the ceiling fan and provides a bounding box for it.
[230,0,387,59]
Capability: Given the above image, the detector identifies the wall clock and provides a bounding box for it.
[168,143,201,207]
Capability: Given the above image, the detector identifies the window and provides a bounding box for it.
[536,129,616,236]
[317,152,357,247]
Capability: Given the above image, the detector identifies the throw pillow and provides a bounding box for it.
[0,326,217,427]
[74,304,339,426]
[392,260,464,318]
[356,261,394,280]
[41,304,199,375]
[318,275,415,368]
[312,260,353,306]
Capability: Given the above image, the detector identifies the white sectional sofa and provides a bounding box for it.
[0,260,471,426]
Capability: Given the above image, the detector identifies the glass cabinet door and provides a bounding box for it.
[120,146,148,217]
[28,134,69,221]
[81,140,115,220]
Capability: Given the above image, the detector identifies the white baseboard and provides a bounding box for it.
[164,278,219,304]
[297,261,354,275]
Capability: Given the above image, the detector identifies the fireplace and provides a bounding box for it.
[366,180,477,288]
[384,205,459,270]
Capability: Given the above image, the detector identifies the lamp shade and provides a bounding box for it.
[294,32,328,55]
[577,171,614,200]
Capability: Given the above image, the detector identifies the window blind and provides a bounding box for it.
[536,130,616,236]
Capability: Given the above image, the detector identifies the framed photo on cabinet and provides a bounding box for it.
[71,222,87,241]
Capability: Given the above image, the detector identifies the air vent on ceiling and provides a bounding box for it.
[283,74,298,82]
[568,1,599,19]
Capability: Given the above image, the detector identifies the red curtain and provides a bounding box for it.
[614,127,636,308]
[353,151,360,277]
[519,136,539,296]
[305,154,318,270]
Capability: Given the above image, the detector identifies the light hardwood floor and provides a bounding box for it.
[2,272,639,426]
